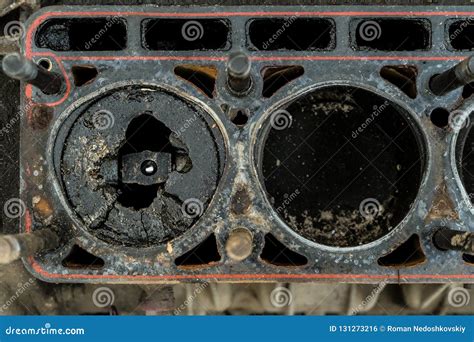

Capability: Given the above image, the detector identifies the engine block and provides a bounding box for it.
[17,5,474,283]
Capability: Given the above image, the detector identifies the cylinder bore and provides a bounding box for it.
[58,86,225,247]
[258,85,425,247]
[455,113,474,204]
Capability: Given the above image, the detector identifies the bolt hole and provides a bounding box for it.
[430,107,450,128]
[37,58,52,71]
[141,160,157,176]
[230,109,249,127]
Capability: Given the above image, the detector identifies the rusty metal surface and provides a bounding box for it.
[16,5,474,283]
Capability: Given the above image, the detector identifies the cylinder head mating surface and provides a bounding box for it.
[15,6,474,283]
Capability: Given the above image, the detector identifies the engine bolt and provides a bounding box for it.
[2,53,63,95]
[225,227,253,261]
[429,55,474,96]
[226,51,252,96]
[0,229,60,264]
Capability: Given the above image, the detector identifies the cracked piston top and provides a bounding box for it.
[58,85,225,247]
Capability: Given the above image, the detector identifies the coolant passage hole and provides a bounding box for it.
[260,85,425,247]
